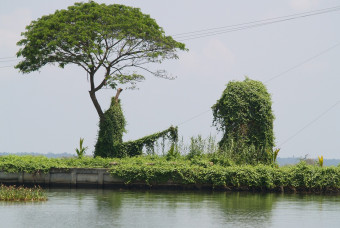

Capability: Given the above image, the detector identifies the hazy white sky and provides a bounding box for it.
[0,0,339,158]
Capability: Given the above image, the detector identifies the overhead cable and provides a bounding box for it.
[174,5,340,41]
[278,101,340,147]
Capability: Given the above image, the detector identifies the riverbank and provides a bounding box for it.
[0,155,339,193]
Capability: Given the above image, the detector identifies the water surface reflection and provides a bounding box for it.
[0,189,339,228]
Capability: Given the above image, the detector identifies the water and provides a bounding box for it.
[0,189,339,228]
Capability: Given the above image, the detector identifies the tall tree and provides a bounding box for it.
[15,1,186,119]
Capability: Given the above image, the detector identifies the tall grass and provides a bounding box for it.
[0,185,47,201]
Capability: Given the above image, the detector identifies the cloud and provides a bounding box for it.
[290,0,320,11]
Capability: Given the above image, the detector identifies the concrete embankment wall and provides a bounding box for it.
[2,168,338,192]
[0,168,124,188]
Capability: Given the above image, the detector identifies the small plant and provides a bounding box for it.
[75,138,88,159]
[0,185,47,201]
[273,148,280,163]
[318,155,324,167]
[187,135,205,159]
[166,144,180,160]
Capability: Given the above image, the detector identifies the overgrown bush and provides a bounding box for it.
[94,97,126,158]
[120,126,178,157]
[94,96,178,158]
[212,78,275,164]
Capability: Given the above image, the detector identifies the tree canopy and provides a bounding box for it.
[16,1,186,118]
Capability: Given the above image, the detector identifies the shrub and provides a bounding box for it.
[212,78,275,164]
[94,97,126,158]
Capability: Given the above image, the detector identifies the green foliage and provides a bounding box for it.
[94,95,178,158]
[16,1,186,87]
[1,155,340,192]
[177,135,218,157]
[216,136,268,165]
[165,144,180,160]
[0,185,47,201]
[75,138,88,158]
[110,159,340,192]
[212,78,275,164]
[208,153,235,167]
[0,155,117,173]
[187,135,205,159]
[119,126,178,157]
[94,98,126,158]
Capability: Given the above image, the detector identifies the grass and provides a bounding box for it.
[0,184,47,201]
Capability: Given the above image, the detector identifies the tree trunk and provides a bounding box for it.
[89,91,104,119]
[114,88,123,104]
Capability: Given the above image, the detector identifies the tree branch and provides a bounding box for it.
[93,67,111,92]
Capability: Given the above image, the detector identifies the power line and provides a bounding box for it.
[175,41,339,144]
[173,5,340,38]
[278,101,340,147]
[176,100,340,149]
[265,42,340,83]
[174,5,340,41]
[1,5,340,60]
[177,110,211,126]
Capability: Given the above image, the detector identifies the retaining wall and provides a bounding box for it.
[0,168,124,188]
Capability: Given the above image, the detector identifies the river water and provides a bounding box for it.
[0,189,339,228]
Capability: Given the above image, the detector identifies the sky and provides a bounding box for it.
[0,0,339,158]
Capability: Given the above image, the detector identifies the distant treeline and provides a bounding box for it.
[0,152,72,158]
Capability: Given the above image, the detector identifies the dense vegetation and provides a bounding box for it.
[212,78,275,165]
[94,97,126,158]
[108,157,340,192]
[94,95,178,158]
[0,184,47,201]
[0,155,115,173]
[0,155,339,192]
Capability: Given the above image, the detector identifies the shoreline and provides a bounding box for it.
[0,167,339,194]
